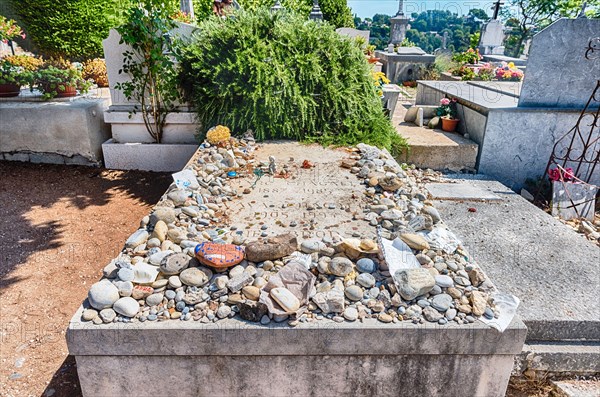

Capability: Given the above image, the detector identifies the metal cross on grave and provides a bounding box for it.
[492,0,504,20]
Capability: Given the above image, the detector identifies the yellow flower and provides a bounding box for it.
[206,125,231,144]
[508,62,515,69]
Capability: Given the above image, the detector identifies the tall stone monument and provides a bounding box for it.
[389,0,410,45]
[478,1,506,55]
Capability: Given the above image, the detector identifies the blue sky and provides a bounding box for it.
[348,0,499,18]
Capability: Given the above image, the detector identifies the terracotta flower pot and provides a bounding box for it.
[42,83,77,98]
[441,118,460,132]
[0,83,21,97]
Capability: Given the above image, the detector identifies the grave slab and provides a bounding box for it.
[68,143,527,397]
[432,177,600,342]
[425,182,503,201]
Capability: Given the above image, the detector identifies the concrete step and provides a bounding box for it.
[394,121,479,171]
[517,342,600,376]
[551,379,600,397]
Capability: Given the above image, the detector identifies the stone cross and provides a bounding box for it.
[492,0,504,20]
[396,0,405,16]
[180,0,195,19]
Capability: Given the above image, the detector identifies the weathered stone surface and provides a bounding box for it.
[395,268,436,301]
[113,297,140,318]
[328,257,354,277]
[470,291,488,317]
[180,268,209,287]
[227,273,254,293]
[312,290,345,314]
[88,280,120,310]
[151,220,168,241]
[125,229,149,249]
[160,253,190,275]
[245,233,298,262]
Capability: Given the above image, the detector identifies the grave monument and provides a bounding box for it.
[389,0,410,45]
[478,1,506,56]
[414,18,600,190]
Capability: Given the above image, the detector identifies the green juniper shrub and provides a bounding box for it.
[179,9,407,155]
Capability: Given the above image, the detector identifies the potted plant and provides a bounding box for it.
[0,62,32,97]
[33,66,92,100]
[436,97,460,132]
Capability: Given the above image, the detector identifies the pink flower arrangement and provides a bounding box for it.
[548,167,575,182]
[440,98,451,106]
[495,62,524,82]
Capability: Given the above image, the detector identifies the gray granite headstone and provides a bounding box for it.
[478,19,505,55]
[518,18,600,108]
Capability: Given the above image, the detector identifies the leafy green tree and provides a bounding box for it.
[503,0,600,57]
[468,8,490,21]
[12,0,127,60]
[239,0,353,27]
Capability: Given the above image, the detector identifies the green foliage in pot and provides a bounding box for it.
[0,62,33,87]
[179,9,406,154]
[115,0,182,143]
[34,66,92,100]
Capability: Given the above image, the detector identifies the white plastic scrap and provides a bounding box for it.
[480,293,520,332]
[378,230,421,275]
[424,226,461,254]
[172,169,200,190]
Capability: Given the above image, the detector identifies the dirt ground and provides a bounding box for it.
[0,161,172,397]
[0,160,567,397]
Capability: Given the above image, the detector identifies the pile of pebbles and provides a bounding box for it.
[82,140,500,327]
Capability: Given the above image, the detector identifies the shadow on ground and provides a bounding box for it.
[0,161,172,291]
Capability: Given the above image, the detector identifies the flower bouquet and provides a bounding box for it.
[495,62,524,81]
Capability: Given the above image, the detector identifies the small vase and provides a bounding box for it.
[441,118,460,132]
[0,83,21,97]
[41,83,77,98]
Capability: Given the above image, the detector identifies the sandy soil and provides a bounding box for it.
[0,161,172,397]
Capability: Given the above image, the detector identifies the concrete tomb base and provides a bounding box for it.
[102,138,198,172]
[68,306,526,397]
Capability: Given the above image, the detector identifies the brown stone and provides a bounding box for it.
[242,286,260,301]
[468,268,486,287]
[470,291,487,317]
[447,287,462,299]
[131,285,153,300]
[245,233,298,262]
[399,233,430,250]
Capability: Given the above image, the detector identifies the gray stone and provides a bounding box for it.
[150,208,177,226]
[356,258,376,273]
[88,280,120,310]
[356,273,376,288]
[125,229,149,249]
[329,257,353,277]
[113,297,140,318]
[82,309,98,321]
[99,308,116,323]
[227,273,254,293]
[445,308,457,321]
[300,239,326,254]
[180,268,209,287]
[167,189,190,206]
[216,305,232,319]
[118,267,135,282]
[395,268,436,301]
[343,307,359,321]
[434,275,454,288]
[431,294,452,312]
[146,293,164,307]
[344,285,363,302]
[423,306,444,322]
[160,253,190,275]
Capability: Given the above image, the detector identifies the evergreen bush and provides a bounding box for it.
[239,0,353,28]
[179,9,406,154]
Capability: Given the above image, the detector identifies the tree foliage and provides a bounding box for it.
[238,0,353,27]
[355,9,487,53]
[179,9,406,153]
[11,0,126,60]
[503,0,600,57]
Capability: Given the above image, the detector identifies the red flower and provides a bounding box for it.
[548,168,560,182]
